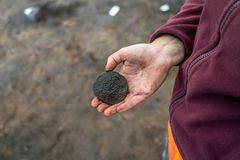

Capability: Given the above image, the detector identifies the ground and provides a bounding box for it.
[0,0,182,160]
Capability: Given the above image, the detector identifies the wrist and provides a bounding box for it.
[150,35,185,67]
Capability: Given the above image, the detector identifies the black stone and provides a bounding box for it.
[93,72,128,105]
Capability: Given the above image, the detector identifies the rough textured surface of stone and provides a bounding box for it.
[93,72,128,105]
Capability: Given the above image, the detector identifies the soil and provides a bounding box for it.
[0,0,183,160]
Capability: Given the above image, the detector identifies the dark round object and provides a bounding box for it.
[93,72,128,105]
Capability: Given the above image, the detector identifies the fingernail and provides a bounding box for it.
[117,108,123,112]
[111,110,116,114]
[97,108,103,112]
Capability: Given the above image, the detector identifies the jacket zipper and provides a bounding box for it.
[169,0,240,116]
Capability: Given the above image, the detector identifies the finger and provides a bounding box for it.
[103,103,121,117]
[116,95,145,113]
[105,49,126,71]
[97,103,110,112]
[91,97,101,108]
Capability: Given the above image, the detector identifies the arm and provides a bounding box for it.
[150,0,204,59]
[91,0,204,116]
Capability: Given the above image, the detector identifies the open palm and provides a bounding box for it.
[91,36,184,116]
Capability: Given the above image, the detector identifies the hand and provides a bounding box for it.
[91,35,184,116]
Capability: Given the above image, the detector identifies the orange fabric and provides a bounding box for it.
[168,122,183,160]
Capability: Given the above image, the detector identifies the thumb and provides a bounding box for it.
[105,49,126,71]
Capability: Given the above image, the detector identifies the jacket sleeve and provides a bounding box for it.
[150,0,204,59]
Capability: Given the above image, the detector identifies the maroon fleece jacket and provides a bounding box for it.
[150,0,240,159]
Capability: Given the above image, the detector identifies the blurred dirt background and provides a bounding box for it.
[0,0,183,160]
